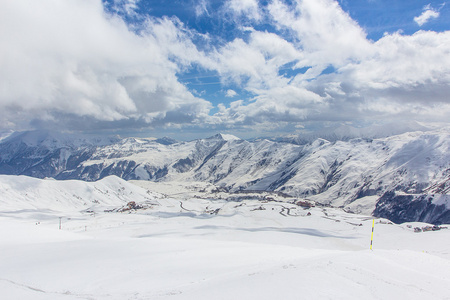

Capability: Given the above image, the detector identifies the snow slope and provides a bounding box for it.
[0,175,161,212]
[0,175,449,299]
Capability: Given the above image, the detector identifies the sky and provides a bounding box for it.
[1,0,450,140]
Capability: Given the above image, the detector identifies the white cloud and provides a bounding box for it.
[1,0,449,135]
[195,0,209,17]
[225,0,261,21]
[210,85,325,127]
[226,90,237,97]
[211,31,302,92]
[207,0,450,129]
[268,0,372,69]
[306,30,450,122]
[414,4,440,26]
[0,0,211,131]
[204,0,372,126]
[111,0,141,16]
[342,31,450,90]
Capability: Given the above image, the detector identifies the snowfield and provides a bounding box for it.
[1,175,449,299]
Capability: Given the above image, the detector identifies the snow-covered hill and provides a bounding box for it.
[1,129,449,224]
[0,175,161,212]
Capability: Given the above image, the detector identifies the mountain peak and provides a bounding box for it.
[205,133,241,142]
[216,133,241,141]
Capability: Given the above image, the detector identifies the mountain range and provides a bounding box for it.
[0,127,449,224]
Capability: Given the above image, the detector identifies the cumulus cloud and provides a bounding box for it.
[341,31,450,90]
[205,0,450,129]
[211,30,302,92]
[204,0,371,126]
[268,0,372,69]
[305,29,450,123]
[414,4,440,26]
[0,0,211,132]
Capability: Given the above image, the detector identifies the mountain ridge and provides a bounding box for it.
[1,128,449,224]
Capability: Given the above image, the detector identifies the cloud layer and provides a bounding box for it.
[1,0,449,136]
[0,0,211,131]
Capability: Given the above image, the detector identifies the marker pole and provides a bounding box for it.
[370,219,375,250]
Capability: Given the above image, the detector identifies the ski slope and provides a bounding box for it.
[0,175,449,299]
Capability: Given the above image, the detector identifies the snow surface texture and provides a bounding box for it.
[0,175,449,299]
[1,129,450,223]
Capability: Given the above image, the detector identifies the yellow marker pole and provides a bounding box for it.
[370,219,375,250]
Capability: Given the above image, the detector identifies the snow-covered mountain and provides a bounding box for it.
[1,129,449,224]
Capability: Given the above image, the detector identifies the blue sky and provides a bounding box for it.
[342,1,449,38]
[1,0,450,140]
